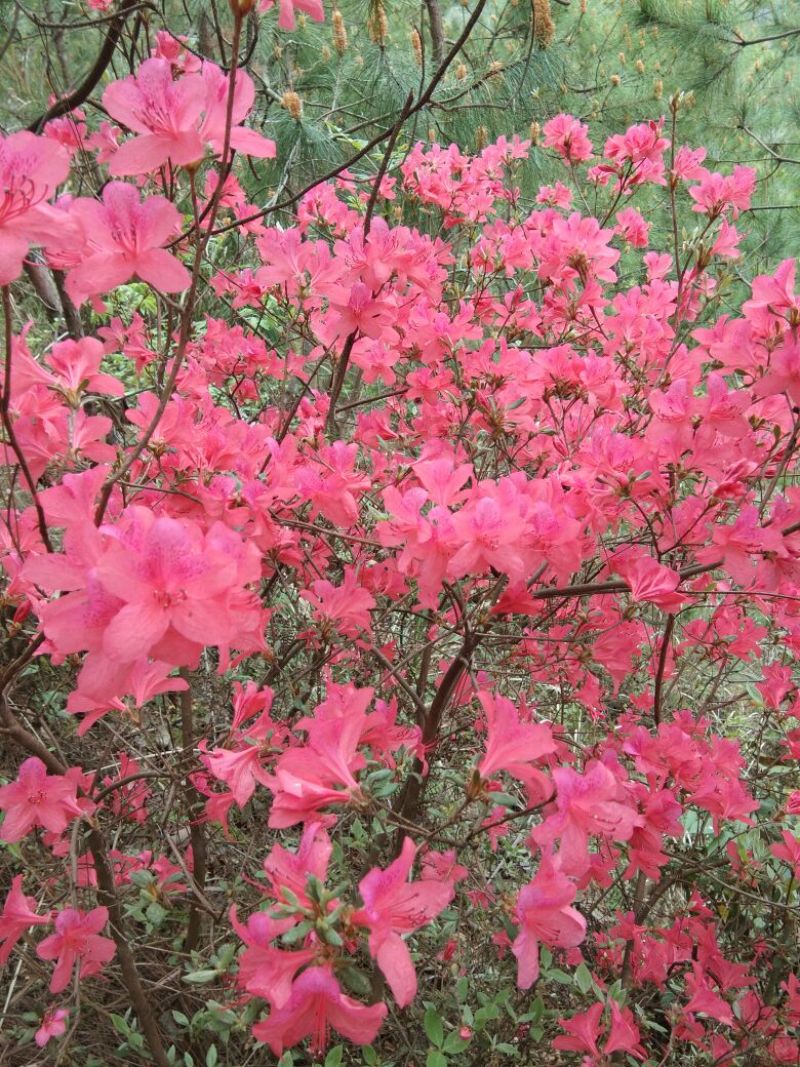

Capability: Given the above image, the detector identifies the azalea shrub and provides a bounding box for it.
[2,4,800,1066]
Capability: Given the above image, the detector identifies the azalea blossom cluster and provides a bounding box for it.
[1,16,800,1063]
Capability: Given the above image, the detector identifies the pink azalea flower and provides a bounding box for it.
[104,59,275,176]
[94,506,256,663]
[772,831,800,878]
[0,757,84,843]
[61,183,190,304]
[552,1002,604,1057]
[604,1000,646,1059]
[0,875,51,966]
[196,62,277,160]
[200,744,272,808]
[262,821,332,908]
[542,114,593,164]
[35,1006,69,1048]
[103,58,206,175]
[614,552,688,613]
[352,837,454,1007]
[300,568,376,640]
[230,906,314,1009]
[36,906,116,994]
[684,962,733,1024]
[688,165,756,219]
[512,862,586,988]
[258,0,325,32]
[0,131,71,285]
[267,710,368,828]
[476,690,555,782]
[531,762,641,876]
[252,966,386,1055]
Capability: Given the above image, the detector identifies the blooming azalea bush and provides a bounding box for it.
[1,4,800,1066]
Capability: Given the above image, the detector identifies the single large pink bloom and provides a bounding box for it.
[0,131,70,284]
[263,821,332,908]
[103,58,206,176]
[258,0,325,32]
[351,837,454,1007]
[197,63,277,160]
[35,1007,69,1048]
[104,59,275,175]
[200,744,272,808]
[0,875,51,966]
[512,863,586,989]
[94,507,242,662]
[252,966,387,1055]
[531,762,641,876]
[552,1002,604,1057]
[62,183,190,304]
[0,757,84,843]
[477,691,555,782]
[230,907,313,1009]
[268,711,367,828]
[36,906,116,994]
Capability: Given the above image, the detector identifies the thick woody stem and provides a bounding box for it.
[178,670,208,953]
[393,634,480,842]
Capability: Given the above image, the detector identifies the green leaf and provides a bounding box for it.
[362,1047,378,1065]
[129,869,155,888]
[145,901,167,926]
[424,1007,444,1047]
[183,970,218,985]
[574,962,594,994]
[529,996,545,1025]
[171,1011,190,1027]
[473,1004,501,1030]
[338,965,373,998]
[206,1047,218,1067]
[426,1052,448,1067]
[111,1014,131,1038]
[443,1033,469,1054]
[325,1047,344,1067]
[607,979,626,1004]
